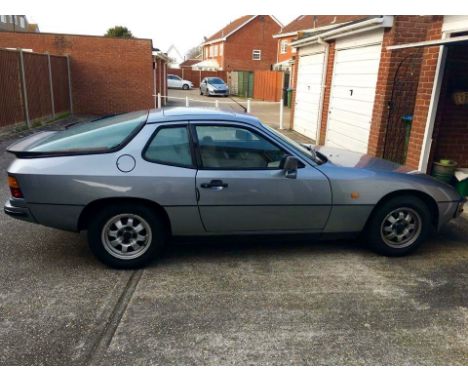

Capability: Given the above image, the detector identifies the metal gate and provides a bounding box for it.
[382,53,423,164]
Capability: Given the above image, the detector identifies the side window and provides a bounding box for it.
[195,125,287,169]
[144,126,193,167]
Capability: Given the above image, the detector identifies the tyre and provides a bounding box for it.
[199,88,203,95]
[365,195,432,257]
[182,84,189,90]
[87,203,166,269]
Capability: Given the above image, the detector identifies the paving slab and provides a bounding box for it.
[0,117,466,365]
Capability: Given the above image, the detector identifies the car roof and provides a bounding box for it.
[147,107,261,125]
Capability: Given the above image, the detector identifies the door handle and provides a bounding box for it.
[200,179,228,190]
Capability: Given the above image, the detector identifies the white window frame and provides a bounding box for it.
[280,40,287,54]
[252,49,261,60]
[219,43,224,56]
[19,16,25,29]
[0,15,6,23]
[213,44,218,56]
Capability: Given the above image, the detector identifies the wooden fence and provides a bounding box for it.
[253,70,284,102]
[0,48,71,128]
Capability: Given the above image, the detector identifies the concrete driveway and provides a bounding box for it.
[0,120,467,365]
[167,89,292,131]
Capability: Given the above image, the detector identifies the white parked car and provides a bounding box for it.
[167,74,193,90]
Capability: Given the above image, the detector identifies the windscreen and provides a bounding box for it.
[26,111,148,153]
[208,78,224,84]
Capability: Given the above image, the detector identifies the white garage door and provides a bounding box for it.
[293,53,325,141]
[325,43,381,153]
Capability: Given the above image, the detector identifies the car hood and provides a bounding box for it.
[315,145,417,174]
[208,83,228,90]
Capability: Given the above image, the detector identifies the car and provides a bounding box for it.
[167,74,193,90]
[4,108,465,269]
[200,77,229,97]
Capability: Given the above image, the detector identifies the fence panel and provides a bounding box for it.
[0,49,24,127]
[51,55,70,113]
[23,52,52,120]
[0,49,71,129]
[253,70,283,102]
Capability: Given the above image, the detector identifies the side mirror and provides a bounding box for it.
[280,156,299,179]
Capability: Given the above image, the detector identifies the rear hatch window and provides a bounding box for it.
[14,111,148,155]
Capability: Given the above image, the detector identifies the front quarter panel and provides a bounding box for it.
[320,163,461,232]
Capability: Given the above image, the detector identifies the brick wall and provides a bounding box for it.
[318,41,336,145]
[276,36,294,63]
[368,16,434,158]
[0,31,156,115]
[405,16,444,168]
[223,16,280,71]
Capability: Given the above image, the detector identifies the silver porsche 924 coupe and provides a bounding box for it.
[5,108,465,268]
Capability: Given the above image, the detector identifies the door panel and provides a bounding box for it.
[196,168,331,232]
[293,53,325,141]
[326,43,382,153]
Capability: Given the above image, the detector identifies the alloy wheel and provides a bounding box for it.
[380,207,422,248]
[102,213,152,259]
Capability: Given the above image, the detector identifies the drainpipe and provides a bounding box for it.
[316,37,329,145]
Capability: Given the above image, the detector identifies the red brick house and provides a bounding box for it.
[288,15,468,173]
[197,15,282,72]
[273,15,363,70]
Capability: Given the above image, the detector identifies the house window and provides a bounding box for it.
[280,40,288,54]
[213,44,218,56]
[219,44,224,56]
[0,15,6,23]
[252,49,261,60]
[19,16,25,29]
[209,45,213,57]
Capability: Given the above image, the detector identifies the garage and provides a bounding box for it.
[293,49,325,141]
[325,31,384,153]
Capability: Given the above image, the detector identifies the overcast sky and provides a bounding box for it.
[11,0,467,61]
[17,2,298,60]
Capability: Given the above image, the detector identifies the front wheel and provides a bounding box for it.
[365,195,432,257]
[87,203,166,268]
[182,84,189,90]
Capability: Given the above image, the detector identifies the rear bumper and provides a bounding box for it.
[4,198,36,223]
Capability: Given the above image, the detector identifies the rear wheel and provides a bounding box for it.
[182,84,189,90]
[365,195,432,257]
[87,203,166,268]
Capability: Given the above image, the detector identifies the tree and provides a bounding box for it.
[185,45,202,59]
[105,26,134,38]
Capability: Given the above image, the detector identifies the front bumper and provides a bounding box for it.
[454,197,466,218]
[4,198,36,223]
[208,89,229,96]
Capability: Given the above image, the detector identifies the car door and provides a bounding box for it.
[200,78,207,93]
[192,122,331,233]
[167,75,176,88]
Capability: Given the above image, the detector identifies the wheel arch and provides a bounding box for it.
[78,197,172,235]
[366,190,439,229]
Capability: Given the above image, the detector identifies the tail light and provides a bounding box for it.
[8,175,24,199]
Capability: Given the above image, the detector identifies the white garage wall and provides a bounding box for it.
[325,31,383,153]
[293,52,326,140]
